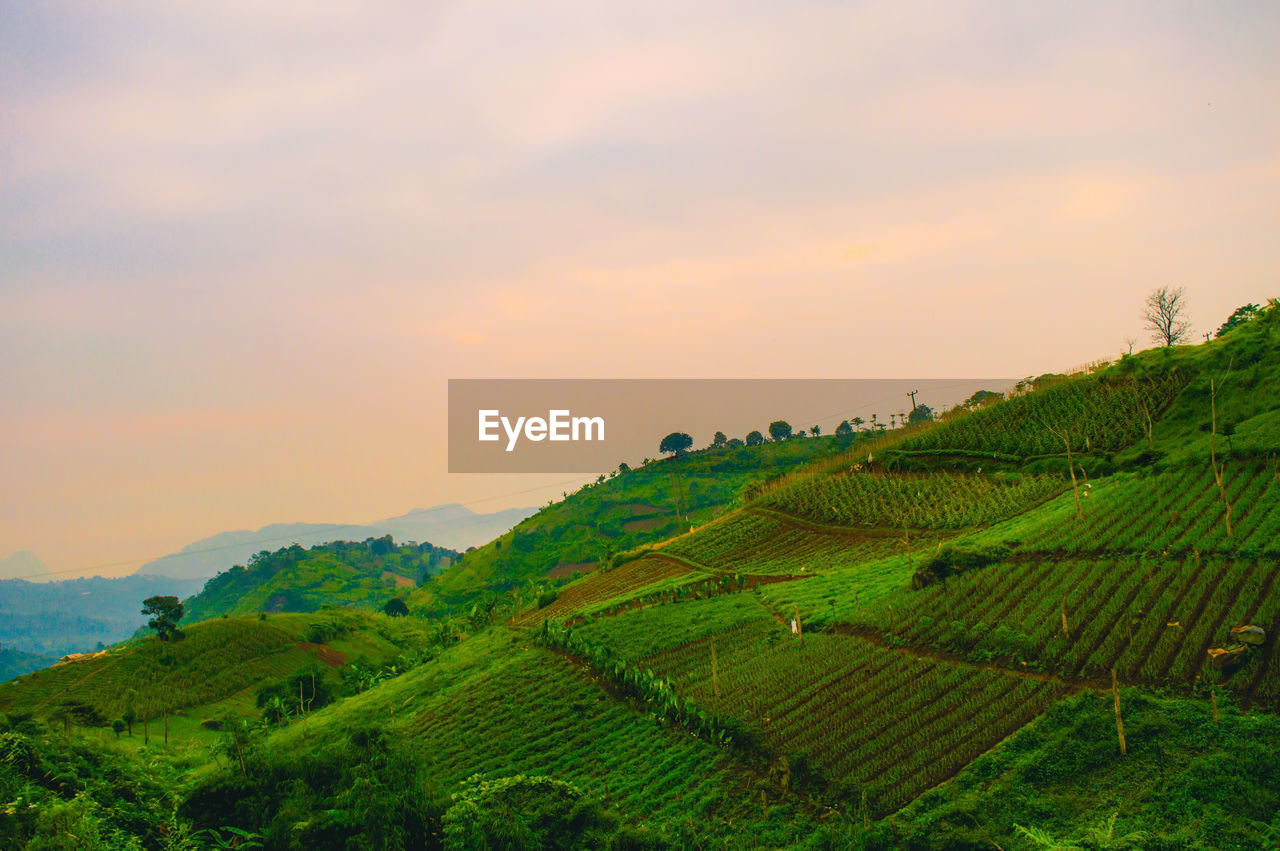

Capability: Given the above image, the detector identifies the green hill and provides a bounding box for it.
[183,537,459,622]
[410,432,867,615]
[3,301,1278,850]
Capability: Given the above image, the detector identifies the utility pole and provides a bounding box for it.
[907,389,919,412]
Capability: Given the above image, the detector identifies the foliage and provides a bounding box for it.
[142,596,185,643]
[185,538,459,622]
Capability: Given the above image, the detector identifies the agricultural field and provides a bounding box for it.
[579,599,1068,816]
[661,509,943,577]
[845,553,1280,702]
[509,554,704,626]
[895,371,1188,458]
[1013,461,1280,556]
[0,610,428,722]
[754,470,1065,529]
[252,632,832,847]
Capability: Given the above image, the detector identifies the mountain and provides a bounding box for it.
[2,308,1278,849]
[0,551,47,581]
[0,574,204,657]
[133,504,536,581]
[371,503,539,551]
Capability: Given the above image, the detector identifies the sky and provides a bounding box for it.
[2,1,1278,579]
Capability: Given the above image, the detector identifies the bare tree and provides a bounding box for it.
[1144,286,1191,347]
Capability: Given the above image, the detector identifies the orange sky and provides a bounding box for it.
[2,1,1277,577]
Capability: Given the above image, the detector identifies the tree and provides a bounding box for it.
[810,425,821,436]
[382,598,409,618]
[1144,286,1191,346]
[712,431,727,448]
[142,595,185,642]
[835,420,853,436]
[112,720,125,738]
[726,437,744,449]
[908,404,933,425]
[962,390,1002,409]
[659,432,694,531]
[617,462,630,475]
[768,421,792,441]
[1216,303,1261,338]
[745,430,764,447]
[658,432,693,456]
[851,417,864,432]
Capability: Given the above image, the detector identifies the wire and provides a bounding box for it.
[7,474,593,582]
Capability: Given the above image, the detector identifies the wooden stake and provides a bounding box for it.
[1211,690,1219,725]
[143,714,149,746]
[794,605,803,644]
[760,790,768,819]
[163,712,169,746]
[711,641,721,698]
[1061,596,1069,636]
[1112,669,1127,755]
[862,790,870,831]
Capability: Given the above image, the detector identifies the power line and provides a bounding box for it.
[7,475,593,583]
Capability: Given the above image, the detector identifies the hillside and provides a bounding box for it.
[410,432,867,615]
[0,609,431,732]
[182,537,459,623]
[2,303,1277,849]
[135,504,534,581]
[0,573,205,657]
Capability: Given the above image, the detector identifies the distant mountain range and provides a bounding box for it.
[133,503,536,581]
[0,502,535,666]
[0,551,47,582]
[0,573,205,658]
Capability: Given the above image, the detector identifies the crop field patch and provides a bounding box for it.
[846,555,1280,702]
[632,627,1067,815]
[756,471,1065,530]
[512,555,701,626]
[1018,462,1280,555]
[896,372,1188,457]
[662,510,946,576]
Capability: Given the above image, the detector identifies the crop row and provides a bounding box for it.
[756,471,1064,529]
[897,372,1187,457]
[663,511,942,576]
[1021,462,1280,555]
[511,556,698,626]
[405,650,789,840]
[848,555,1280,696]
[629,626,1065,815]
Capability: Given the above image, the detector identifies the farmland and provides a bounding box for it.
[894,371,1189,458]
[574,597,1068,815]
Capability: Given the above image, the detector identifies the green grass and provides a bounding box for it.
[411,434,863,615]
[0,610,430,728]
[252,627,833,847]
[883,690,1280,851]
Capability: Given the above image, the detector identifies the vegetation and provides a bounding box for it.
[183,537,458,622]
[3,304,1279,848]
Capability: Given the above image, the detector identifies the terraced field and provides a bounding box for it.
[845,554,1280,702]
[267,638,827,846]
[756,471,1065,529]
[578,597,1067,815]
[662,510,941,576]
[1014,462,1280,555]
[511,555,703,626]
[895,372,1188,457]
